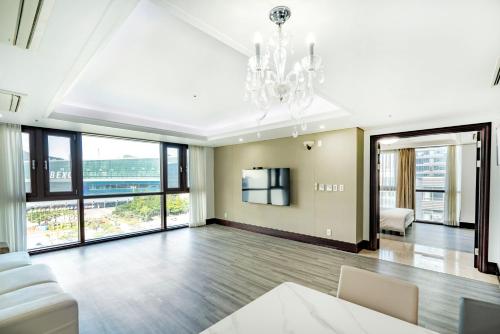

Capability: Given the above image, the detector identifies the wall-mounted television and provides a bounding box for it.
[242,168,290,206]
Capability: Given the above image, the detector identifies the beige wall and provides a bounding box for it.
[214,127,364,244]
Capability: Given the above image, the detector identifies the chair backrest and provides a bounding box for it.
[459,297,500,334]
[337,265,419,324]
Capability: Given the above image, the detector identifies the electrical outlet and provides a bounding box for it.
[326,228,332,236]
[339,184,344,192]
[224,212,228,219]
[319,183,325,191]
[333,184,338,192]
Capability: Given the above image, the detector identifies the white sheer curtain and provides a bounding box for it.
[445,145,460,226]
[188,146,207,227]
[379,150,398,208]
[0,123,27,251]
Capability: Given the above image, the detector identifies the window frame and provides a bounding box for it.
[164,143,189,193]
[42,130,79,199]
[22,128,38,199]
[22,126,191,252]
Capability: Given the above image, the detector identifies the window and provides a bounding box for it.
[166,193,190,227]
[84,195,161,240]
[379,151,397,208]
[82,135,161,196]
[23,126,191,251]
[167,146,180,189]
[416,147,447,190]
[46,134,75,193]
[22,132,31,193]
[26,200,79,249]
[415,147,448,223]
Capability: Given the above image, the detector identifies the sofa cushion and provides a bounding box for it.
[0,292,78,334]
[0,283,62,310]
[0,264,57,295]
[0,252,31,272]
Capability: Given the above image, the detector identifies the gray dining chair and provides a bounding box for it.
[458,297,500,334]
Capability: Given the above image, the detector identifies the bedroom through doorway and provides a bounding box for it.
[361,124,497,284]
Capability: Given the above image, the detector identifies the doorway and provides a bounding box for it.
[367,123,493,277]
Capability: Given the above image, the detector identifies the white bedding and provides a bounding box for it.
[380,208,414,235]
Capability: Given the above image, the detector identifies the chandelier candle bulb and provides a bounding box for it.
[307,34,315,56]
[253,32,262,57]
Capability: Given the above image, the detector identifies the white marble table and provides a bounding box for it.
[201,282,438,334]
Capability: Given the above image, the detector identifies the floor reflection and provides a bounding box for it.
[359,238,498,285]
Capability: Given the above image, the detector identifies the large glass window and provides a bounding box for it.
[47,135,73,193]
[22,132,31,193]
[166,193,190,227]
[415,147,447,222]
[23,127,190,251]
[26,200,79,249]
[84,195,162,240]
[82,136,161,196]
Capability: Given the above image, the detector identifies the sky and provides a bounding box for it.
[82,135,161,160]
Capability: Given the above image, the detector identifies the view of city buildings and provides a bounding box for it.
[23,134,190,249]
[380,146,448,223]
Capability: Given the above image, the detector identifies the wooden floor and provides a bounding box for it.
[382,222,474,253]
[32,225,500,334]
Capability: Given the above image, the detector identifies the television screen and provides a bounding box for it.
[242,168,290,206]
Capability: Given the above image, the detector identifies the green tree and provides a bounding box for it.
[113,197,161,221]
[167,195,189,215]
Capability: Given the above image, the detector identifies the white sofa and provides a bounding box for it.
[0,252,78,334]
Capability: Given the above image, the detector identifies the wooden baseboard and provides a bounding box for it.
[486,262,499,276]
[356,240,370,251]
[206,218,364,253]
[459,222,475,229]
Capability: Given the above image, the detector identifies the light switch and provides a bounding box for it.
[326,184,333,192]
[339,184,344,192]
[319,184,325,191]
[333,184,338,192]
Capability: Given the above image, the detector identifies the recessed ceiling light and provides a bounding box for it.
[379,137,399,145]
[193,94,198,99]
[0,114,3,118]
[239,138,244,142]
[319,124,325,129]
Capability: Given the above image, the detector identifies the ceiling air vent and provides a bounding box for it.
[0,0,43,49]
[0,91,21,113]
[493,59,500,87]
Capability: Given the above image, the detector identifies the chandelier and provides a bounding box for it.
[244,6,324,138]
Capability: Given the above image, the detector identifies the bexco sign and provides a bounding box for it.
[49,171,72,179]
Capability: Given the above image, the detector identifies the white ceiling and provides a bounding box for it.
[0,0,499,146]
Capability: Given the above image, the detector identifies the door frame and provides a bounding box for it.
[369,122,492,273]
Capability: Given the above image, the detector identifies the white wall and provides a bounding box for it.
[362,116,500,266]
[460,144,476,224]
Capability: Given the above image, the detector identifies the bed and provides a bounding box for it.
[380,208,414,236]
